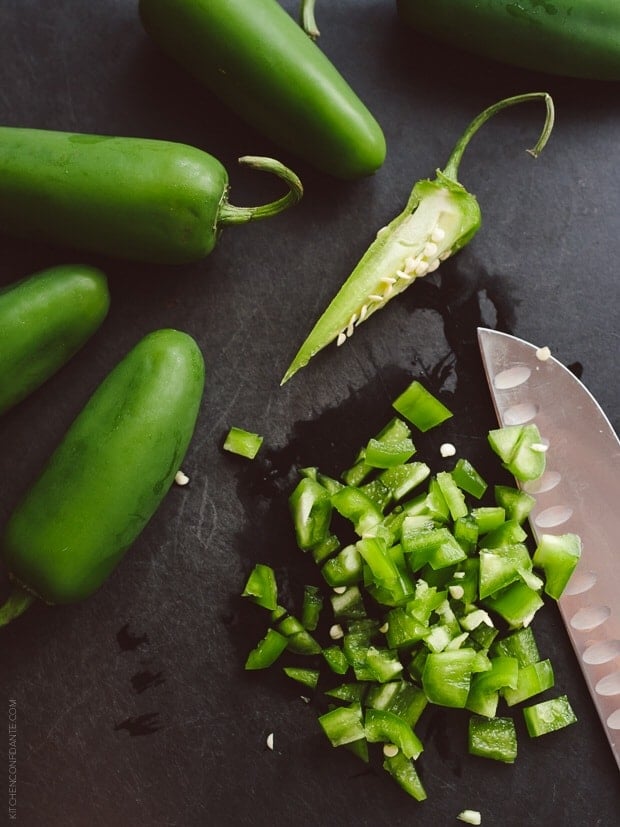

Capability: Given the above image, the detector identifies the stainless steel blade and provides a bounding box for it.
[477,327,620,769]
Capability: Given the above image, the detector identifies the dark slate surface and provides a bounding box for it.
[0,2,618,825]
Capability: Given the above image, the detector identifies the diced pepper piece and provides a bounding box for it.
[301,584,323,631]
[322,645,350,675]
[318,703,365,747]
[322,544,363,587]
[385,607,428,649]
[480,520,528,549]
[245,628,288,670]
[311,533,340,564]
[523,695,577,737]
[483,580,544,628]
[406,579,446,623]
[382,751,427,801]
[387,682,428,728]
[283,667,320,690]
[422,648,489,708]
[494,485,536,525]
[379,462,431,501]
[424,477,451,523]
[503,659,554,706]
[365,708,424,759]
[471,506,505,535]
[392,381,453,432]
[357,537,400,585]
[492,626,540,667]
[223,426,263,459]
[331,486,383,536]
[487,425,523,464]
[468,715,518,763]
[241,563,278,610]
[403,526,466,571]
[361,478,392,511]
[453,515,480,554]
[364,437,416,468]
[466,655,519,717]
[532,533,582,599]
[365,681,403,710]
[342,418,411,486]
[325,682,367,702]
[436,471,468,520]
[331,585,366,619]
[451,458,488,499]
[506,424,547,482]
[289,477,332,550]
[365,646,404,683]
[478,543,534,599]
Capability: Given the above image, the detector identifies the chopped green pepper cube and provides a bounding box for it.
[532,533,582,599]
[365,708,423,759]
[324,682,367,702]
[468,715,518,763]
[436,471,468,520]
[357,536,400,585]
[478,543,533,599]
[322,544,363,587]
[318,703,365,747]
[241,563,278,611]
[331,486,383,537]
[283,666,319,690]
[364,437,416,468]
[470,506,506,535]
[322,645,350,675]
[365,681,403,710]
[223,426,263,459]
[342,418,411,486]
[385,607,427,649]
[466,656,519,717]
[388,682,428,728]
[523,695,577,737]
[289,477,332,551]
[494,485,536,525]
[360,478,392,511]
[451,458,488,499]
[503,659,555,706]
[492,626,540,667]
[365,646,404,683]
[506,423,547,482]
[301,584,323,631]
[311,533,340,564]
[483,580,544,629]
[421,649,488,708]
[382,751,427,801]
[331,585,366,619]
[380,462,431,501]
[245,628,288,670]
[392,381,453,432]
[480,520,528,549]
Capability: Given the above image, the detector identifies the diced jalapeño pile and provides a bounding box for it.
[242,380,580,802]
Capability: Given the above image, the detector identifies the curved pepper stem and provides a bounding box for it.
[300,0,320,39]
[217,156,303,226]
[0,583,35,628]
[441,92,555,182]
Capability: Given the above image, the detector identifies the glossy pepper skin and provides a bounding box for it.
[138,0,386,179]
[396,0,620,81]
[0,264,109,414]
[1,329,204,613]
[0,127,302,264]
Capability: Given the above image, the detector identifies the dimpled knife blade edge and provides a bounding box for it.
[477,326,620,769]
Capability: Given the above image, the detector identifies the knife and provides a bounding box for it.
[477,327,620,769]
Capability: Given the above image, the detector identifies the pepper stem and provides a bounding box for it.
[300,0,320,39]
[441,92,555,182]
[0,583,35,628]
[217,156,303,226]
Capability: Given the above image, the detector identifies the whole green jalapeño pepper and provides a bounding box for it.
[0,264,109,414]
[0,329,205,626]
[281,93,555,383]
[0,127,302,264]
[138,0,386,179]
[396,0,620,81]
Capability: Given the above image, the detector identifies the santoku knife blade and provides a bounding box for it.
[477,327,620,769]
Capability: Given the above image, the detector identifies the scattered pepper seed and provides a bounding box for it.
[536,346,551,361]
[383,743,400,758]
[266,732,274,750]
[457,810,482,825]
[329,624,344,640]
[174,470,190,486]
[440,443,456,458]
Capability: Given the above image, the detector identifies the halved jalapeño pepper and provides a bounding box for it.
[281,92,555,383]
